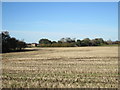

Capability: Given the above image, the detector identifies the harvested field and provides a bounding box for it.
[2,46,118,88]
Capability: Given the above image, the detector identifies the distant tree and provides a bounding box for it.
[38,37,116,47]
[0,33,1,53]
[90,38,105,46]
[1,31,26,53]
[59,37,76,43]
[76,39,81,46]
[1,31,11,52]
[113,40,120,44]
[81,38,91,46]
[91,39,97,46]
[59,38,66,43]
[8,37,17,50]
[58,41,62,43]
[16,40,26,50]
[106,39,113,45]
[65,37,72,43]
[98,38,104,44]
[52,41,57,44]
[39,39,52,44]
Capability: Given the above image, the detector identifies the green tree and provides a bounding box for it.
[81,38,91,46]
[16,40,26,50]
[8,37,17,50]
[1,31,10,52]
[52,41,57,44]
[39,39,52,44]
[91,38,105,46]
[1,31,26,53]
[76,39,81,46]
[106,39,113,45]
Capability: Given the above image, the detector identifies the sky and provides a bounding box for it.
[2,2,118,43]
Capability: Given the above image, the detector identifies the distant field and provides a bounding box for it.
[2,46,118,88]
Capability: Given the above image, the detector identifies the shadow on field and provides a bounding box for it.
[2,48,39,53]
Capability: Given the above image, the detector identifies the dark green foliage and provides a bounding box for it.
[59,37,75,43]
[76,39,81,46]
[1,31,26,53]
[39,39,52,44]
[16,40,26,50]
[90,38,105,46]
[52,41,57,44]
[1,31,11,52]
[39,43,75,47]
[112,41,120,44]
[58,41,62,43]
[38,37,118,47]
[39,38,76,47]
[81,38,91,46]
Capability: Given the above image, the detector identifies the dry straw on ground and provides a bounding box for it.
[2,46,118,88]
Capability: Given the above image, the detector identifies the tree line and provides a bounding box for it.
[0,31,26,53]
[38,37,119,47]
[1,31,119,53]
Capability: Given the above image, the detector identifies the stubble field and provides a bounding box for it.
[2,46,118,88]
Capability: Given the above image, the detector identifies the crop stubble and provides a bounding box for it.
[2,46,118,88]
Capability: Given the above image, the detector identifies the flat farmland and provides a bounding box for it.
[2,46,118,88]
